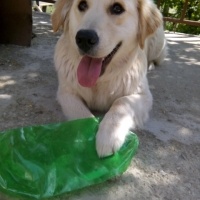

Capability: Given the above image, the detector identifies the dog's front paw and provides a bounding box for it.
[96,120,129,157]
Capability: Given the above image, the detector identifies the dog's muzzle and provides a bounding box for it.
[76,29,99,54]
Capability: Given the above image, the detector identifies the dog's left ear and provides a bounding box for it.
[137,0,163,49]
[51,0,73,32]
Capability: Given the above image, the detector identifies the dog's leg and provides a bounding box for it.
[154,39,168,66]
[148,38,168,70]
[57,89,94,120]
[148,62,156,70]
[96,81,152,157]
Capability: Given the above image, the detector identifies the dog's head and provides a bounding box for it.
[52,0,162,87]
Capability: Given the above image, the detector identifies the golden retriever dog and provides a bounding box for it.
[52,0,167,157]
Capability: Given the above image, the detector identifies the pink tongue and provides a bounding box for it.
[77,56,103,87]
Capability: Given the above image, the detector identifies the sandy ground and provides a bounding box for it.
[0,13,200,200]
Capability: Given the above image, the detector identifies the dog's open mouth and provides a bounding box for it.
[77,42,122,87]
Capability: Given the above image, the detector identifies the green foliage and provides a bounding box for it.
[46,5,55,14]
[155,0,200,35]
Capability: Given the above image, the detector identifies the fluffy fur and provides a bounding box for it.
[52,0,167,157]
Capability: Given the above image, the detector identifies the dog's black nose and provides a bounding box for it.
[76,30,99,53]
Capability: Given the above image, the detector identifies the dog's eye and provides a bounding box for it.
[110,3,125,15]
[78,0,88,12]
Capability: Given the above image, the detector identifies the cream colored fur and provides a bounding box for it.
[52,0,167,157]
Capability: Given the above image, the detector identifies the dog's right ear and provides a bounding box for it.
[51,0,72,32]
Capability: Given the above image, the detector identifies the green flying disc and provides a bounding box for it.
[0,117,139,199]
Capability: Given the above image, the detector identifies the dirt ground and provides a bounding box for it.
[0,13,200,200]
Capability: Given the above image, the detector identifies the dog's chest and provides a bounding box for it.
[77,78,134,111]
